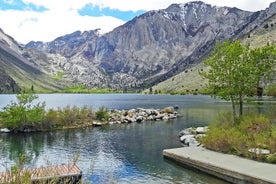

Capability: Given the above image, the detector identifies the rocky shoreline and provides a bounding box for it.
[93,106,180,126]
[178,126,272,156]
[178,126,208,147]
[1,106,180,133]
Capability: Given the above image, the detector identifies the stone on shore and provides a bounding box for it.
[248,148,270,155]
[93,121,105,126]
[0,128,11,133]
[179,126,208,147]
[108,107,179,125]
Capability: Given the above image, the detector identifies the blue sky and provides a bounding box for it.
[78,4,145,21]
[0,0,47,11]
[0,0,274,43]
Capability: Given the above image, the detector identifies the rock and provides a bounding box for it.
[104,107,180,125]
[93,121,104,126]
[196,126,208,134]
[168,114,177,119]
[152,110,159,116]
[147,115,154,121]
[180,134,194,142]
[124,116,136,123]
[180,135,200,147]
[161,106,174,114]
[179,127,207,147]
[1,128,11,133]
[195,134,206,139]
[136,116,144,123]
[127,109,136,117]
[179,128,193,137]
[162,115,169,121]
[248,148,270,155]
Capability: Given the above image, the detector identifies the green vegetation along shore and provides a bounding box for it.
[200,112,276,164]
[197,40,276,164]
[0,92,110,132]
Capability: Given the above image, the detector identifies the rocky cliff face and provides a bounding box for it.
[21,1,276,89]
[0,28,66,92]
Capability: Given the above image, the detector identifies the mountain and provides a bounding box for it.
[24,1,276,90]
[149,11,276,94]
[0,1,276,93]
[0,28,66,92]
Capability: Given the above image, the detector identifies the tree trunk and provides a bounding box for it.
[230,96,237,124]
[239,94,243,116]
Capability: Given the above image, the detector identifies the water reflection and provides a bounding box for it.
[2,94,272,183]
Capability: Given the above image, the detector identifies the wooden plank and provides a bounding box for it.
[0,164,82,183]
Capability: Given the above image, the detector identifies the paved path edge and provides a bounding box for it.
[163,147,276,184]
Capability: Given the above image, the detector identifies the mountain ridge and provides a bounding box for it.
[1,1,276,92]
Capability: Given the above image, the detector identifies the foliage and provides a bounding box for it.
[0,92,45,129]
[95,107,110,121]
[63,84,122,93]
[44,105,94,128]
[201,40,275,123]
[200,113,276,162]
[265,85,276,96]
[0,93,96,131]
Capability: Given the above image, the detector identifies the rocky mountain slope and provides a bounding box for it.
[0,29,66,92]
[150,13,276,94]
[1,1,276,92]
[24,1,276,90]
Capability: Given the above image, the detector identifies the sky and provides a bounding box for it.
[0,0,275,44]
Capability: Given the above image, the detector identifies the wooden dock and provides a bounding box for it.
[0,164,82,183]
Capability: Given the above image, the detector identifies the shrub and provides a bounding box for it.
[96,107,110,121]
[266,85,276,97]
[0,93,46,129]
[200,113,276,162]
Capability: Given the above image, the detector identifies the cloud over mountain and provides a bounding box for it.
[0,0,274,43]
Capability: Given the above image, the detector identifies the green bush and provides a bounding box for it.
[96,107,110,121]
[0,93,45,129]
[265,85,276,96]
[0,93,98,130]
[200,113,276,161]
[266,153,276,163]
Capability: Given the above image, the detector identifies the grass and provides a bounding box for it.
[200,113,276,163]
[145,63,207,95]
[265,85,276,96]
[63,84,123,94]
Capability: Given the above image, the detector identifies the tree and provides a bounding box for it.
[0,92,46,129]
[201,40,275,124]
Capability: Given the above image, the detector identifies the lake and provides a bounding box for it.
[0,94,271,183]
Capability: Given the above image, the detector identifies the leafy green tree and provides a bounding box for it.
[0,92,46,129]
[201,40,275,124]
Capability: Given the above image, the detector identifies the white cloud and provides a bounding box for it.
[73,0,274,12]
[0,7,124,43]
[0,0,274,44]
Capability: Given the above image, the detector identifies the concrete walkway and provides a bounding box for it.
[163,147,276,184]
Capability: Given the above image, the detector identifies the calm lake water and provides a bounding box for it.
[0,94,272,183]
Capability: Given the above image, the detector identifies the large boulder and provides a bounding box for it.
[160,106,174,114]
